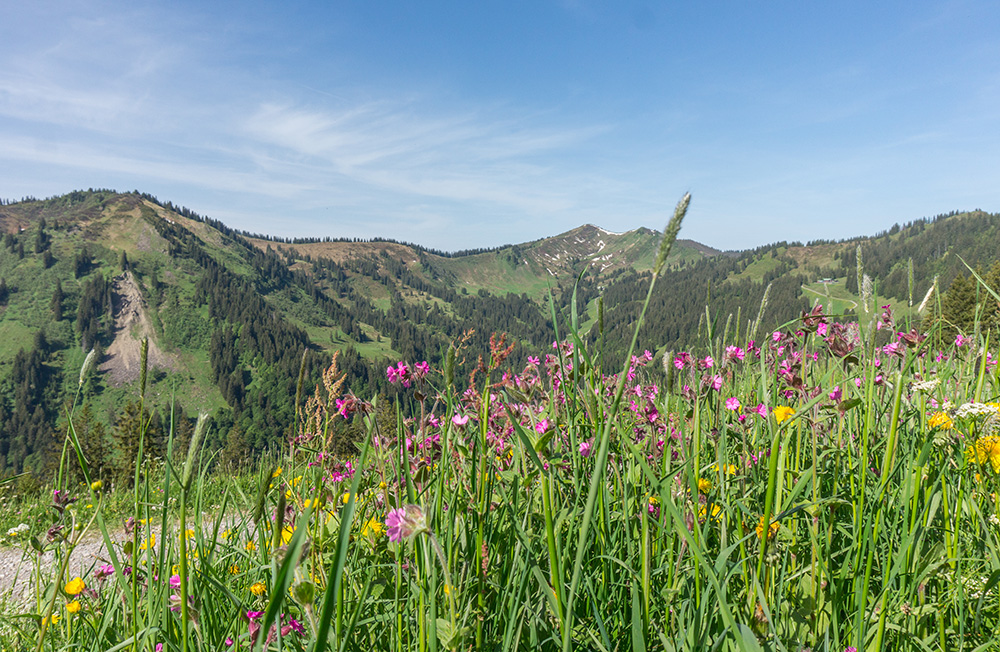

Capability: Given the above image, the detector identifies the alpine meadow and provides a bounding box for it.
[3,188,1000,652]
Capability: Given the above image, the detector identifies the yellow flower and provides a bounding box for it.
[969,435,1000,474]
[229,564,240,575]
[699,504,723,523]
[341,492,355,505]
[139,533,156,551]
[281,525,295,545]
[245,540,257,552]
[184,528,195,540]
[929,411,953,430]
[42,613,60,626]
[697,478,712,493]
[773,406,795,424]
[360,517,384,538]
[756,515,779,542]
[272,467,282,478]
[291,475,303,488]
[90,480,103,491]
[65,577,86,595]
[66,600,81,614]
[250,582,267,596]
[221,529,232,540]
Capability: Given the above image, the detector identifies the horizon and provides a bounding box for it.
[2,1,999,252]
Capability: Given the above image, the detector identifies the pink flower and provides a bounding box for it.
[882,341,902,357]
[956,334,970,347]
[535,419,550,434]
[527,356,540,366]
[452,414,469,426]
[829,385,842,402]
[753,403,768,417]
[385,505,427,543]
[169,574,181,589]
[710,375,723,391]
[578,440,593,457]
[725,397,741,411]
[702,356,714,369]
[414,361,430,376]
[94,564,114,580]
[817,322,828,337]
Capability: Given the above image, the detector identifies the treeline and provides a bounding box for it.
[594,250,809,370]
[838,210,999,301]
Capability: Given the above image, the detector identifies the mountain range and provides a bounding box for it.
[0,189,997,477]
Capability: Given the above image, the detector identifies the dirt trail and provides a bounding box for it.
[0,530,123,604]
[99,271,175,386]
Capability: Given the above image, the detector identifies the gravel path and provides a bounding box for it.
[0,530,121,604]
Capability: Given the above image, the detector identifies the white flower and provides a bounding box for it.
[954,403,998,419]
[911,378,940,393]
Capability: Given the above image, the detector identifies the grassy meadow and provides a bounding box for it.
[4,199,1000,651]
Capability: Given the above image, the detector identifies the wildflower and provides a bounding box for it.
[773,406,795,424]
[281,525,294,545]
[699,503,722,523]
[42,613,60,626]
[6,523,28,537]
[828,386,842,402]
[229,564,240,575]
[65,577,86,596]
[94,564,114,580]
[250,582,267,596]
[272,467,282,478]
[697,478,712,493]
[139,533,156,550]
[578,440,593,457]
[929,411,953,430]
[756,515,779,542]
[361,517,383,538]
[710,374,723,391]
[955,402,998,419]
[385,504,427,543]
[968,436,1000,474]
[66,600,81,614]
[169,574,181,589]
[452,413,470,426]
[725,397,741,411]
[90,480,103,491]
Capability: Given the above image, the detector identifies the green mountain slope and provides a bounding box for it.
[0,189,997,479]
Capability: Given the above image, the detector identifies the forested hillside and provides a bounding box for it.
[0,189,998,480]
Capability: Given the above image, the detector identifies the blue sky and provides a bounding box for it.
[2,1,999,251]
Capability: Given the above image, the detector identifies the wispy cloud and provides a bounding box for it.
[240,101,610,213]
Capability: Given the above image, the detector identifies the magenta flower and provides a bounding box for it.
[710,375,723,391]
[725,397,741,411]
[452,413,470,426]
[956,334,970,347]
[578,440,593,457]
[385,505,427,543]
[702,356,714,369]
[94,564,115,580]
[169,574,181,589]
[829,385,842,402]
[535,419,550,434]
[753,403,768,418]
